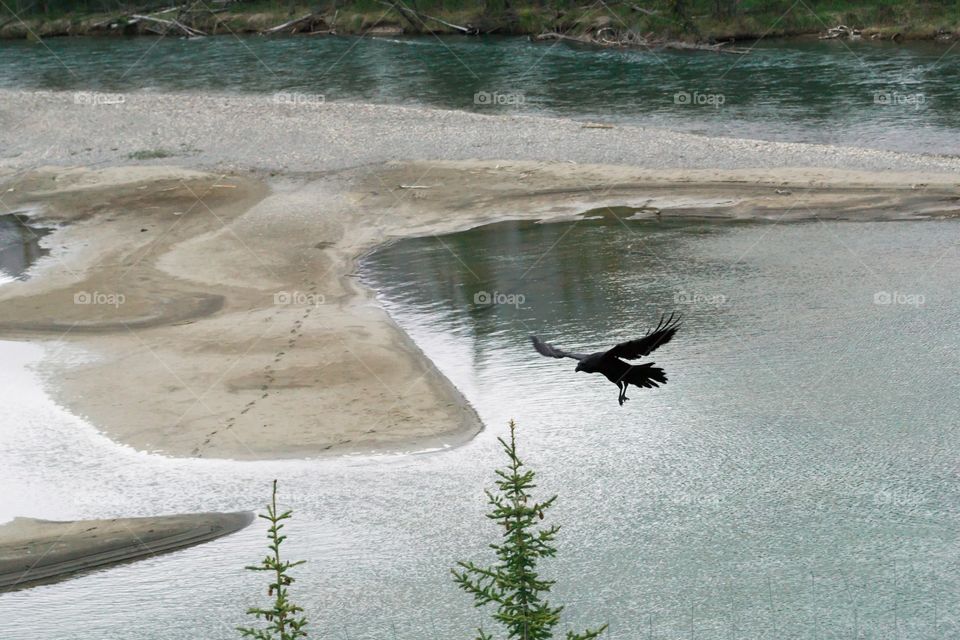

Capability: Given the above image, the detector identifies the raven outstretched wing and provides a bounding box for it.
[530,336,588,361]
[606,312,682,360]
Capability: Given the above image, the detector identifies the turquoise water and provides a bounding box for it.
[1,217,957,638]
[1,35,958,153]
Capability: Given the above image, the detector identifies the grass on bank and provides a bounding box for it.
[2,0,959,41]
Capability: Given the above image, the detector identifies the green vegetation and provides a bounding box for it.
[238,480,309,640]
[2,0,959,41]
[234,425,606,639]
[451,420,608,640]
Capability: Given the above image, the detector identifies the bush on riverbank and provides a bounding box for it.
[2,0,959,41]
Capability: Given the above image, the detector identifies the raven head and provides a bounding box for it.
[574,362,583,372]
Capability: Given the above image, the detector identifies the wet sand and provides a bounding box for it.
[0,512,253,591]
[0,166,481,459]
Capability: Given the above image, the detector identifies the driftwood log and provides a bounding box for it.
[376,0,476,34]
[535,30,748,54]
[130,13,205,37]
[820,24,862,40]
[262,13,317,35]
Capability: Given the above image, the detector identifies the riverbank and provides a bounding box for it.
[1,90,959,459]
[0,163,483,459]
[0,511,253,591]
[2,0,958,42]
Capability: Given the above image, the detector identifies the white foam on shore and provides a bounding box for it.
[0,340,76,523]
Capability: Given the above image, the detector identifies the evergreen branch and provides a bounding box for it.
[452,420,608,640]
[567,623,610,640]
[237,480,309,640]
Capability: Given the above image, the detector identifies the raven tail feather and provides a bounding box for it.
[626,363,667,388]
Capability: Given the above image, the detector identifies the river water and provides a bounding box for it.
[1,216,957,639]
[1,34,958,154]
[0,212,50,284]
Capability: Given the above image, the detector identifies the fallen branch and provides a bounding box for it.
[262,13,316,35]
[820,24,861,40]
[536,30,748,54]
[535,31,593,44]
[130,13,205,37]
[376,0,475,34]
[413,10,473,34]
[89,5,177,30]
[662,40,748,54]
[90,14,121,28]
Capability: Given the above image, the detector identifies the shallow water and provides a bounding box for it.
[1,35,958,154]
[1,217,958,638]
[0,212,50,283]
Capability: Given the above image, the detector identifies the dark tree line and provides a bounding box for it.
[2,0,169,16]
[5,0,952,20]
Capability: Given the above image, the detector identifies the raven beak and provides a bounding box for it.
[574,364,582,372]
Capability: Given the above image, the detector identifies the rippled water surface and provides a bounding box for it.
[1,35,959,153]
[1,217,958,639]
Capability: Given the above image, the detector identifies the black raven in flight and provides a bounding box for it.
[530,313,681,406]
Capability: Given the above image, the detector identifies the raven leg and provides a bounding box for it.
[617,382,626,406]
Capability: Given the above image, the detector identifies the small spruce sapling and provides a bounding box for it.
[238,480,308,640]
[452,420,608,640]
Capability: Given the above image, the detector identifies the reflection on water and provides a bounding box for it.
[1,218,959,639]
[0,212,50,283]
[0,35,958,153]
